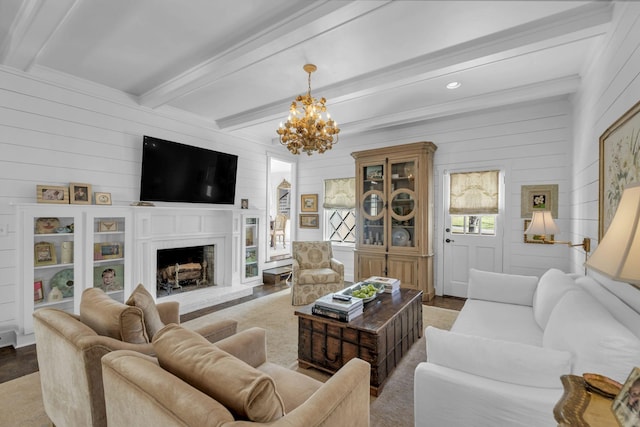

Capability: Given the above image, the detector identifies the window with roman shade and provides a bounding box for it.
[449,170,500,214]
[324,178,356,243]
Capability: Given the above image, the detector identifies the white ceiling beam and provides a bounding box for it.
[0,0,77,70]
[217,1,611,131]
[139,1,391,109]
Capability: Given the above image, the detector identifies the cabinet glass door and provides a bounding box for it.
[244,217,259,281]
[33,216,77,310]
[390,159,416,248]
[362,163,385,246]
[92,216,127,302]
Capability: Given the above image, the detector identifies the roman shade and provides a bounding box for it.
[449,170,499,214]
[323,178,355,209]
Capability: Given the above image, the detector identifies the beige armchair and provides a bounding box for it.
[33,287,237,427]
[101,326,371,426]
[291,241,345,305]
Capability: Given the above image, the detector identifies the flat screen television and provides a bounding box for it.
[140,136,238,204]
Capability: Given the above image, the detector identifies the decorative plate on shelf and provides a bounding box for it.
[50,268,74,298]
[392,227,410,246]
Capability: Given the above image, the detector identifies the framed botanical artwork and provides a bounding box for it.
[612,367,640,427]
[36,185,69,204]
[95,192,112,205]
[523,219,553,244]
[301,194,318,212]
[520,184,558,219]
[599,100,640,239]
[299,213,319,229]
[70,183,92,204]
[34,241,57,266]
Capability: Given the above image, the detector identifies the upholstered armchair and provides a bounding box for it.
[33,286,237,427]
[101,326,371,426]
[291,241,345,305]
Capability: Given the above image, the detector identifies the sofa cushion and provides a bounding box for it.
[543,290,640,383]
[298,268,341,285]
[451,299,543,346]
[126,283,164,339]
[533,268,579,329]
[153,324,285,422]
[80,287,149,344]
[426,326,572,388]
[467,269,538,306]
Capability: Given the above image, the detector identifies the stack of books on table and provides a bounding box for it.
[312,292,364,322]
[364,276,401,294]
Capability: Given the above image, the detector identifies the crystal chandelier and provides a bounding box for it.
[277,64,340,155]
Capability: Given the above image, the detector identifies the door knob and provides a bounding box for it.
[445,238,454,243]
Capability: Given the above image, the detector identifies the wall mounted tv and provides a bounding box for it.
[140,136,238,205]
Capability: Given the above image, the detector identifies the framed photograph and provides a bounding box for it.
[98,220,118,232]
[34,242,57,266]
[34,279,44,302]
[70,183,92,204]
[301,194,318,212]
[93,264,125,292]
[241,198,249,209]
[520,184,558,219]
[299,213,319,229]
[612,367,640,427]
[93,242,123,260]
[599,100,640,239]
[366,165,383,180]
[95,192,112,205]
[523,219,554,244]
[36,185,69,204]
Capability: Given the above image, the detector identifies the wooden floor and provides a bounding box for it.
[0,284,465,384]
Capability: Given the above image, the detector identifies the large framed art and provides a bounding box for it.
[599,100,640,239]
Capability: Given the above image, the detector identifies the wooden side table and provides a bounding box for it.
[554,375,618,426]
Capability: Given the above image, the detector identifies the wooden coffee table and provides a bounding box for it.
[295,288,423,396]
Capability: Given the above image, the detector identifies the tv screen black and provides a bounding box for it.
[140,136,238,204]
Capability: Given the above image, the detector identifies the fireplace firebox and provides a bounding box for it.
[156,245,215,297]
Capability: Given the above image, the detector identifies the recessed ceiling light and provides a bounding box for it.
[446,81,461,90]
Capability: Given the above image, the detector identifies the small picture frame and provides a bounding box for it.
[70,183,92,205]
[612,367,640,427]
[98,220,118,232]
[93,264,125,292]
[523,219,554,244]
[36,185,69,204]
[95,192,112,205]
[93,242,123,260]
[299,213,319,229]
[241,198,249,209]
[301,194,318,212]
[521,184,558,219]
[34,242,57,266]
[34,279,44,302]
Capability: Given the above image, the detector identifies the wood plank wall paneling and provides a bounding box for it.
[571,1,640,279]
[0,66,271,334]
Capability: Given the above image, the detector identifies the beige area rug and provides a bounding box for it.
[0,288,458,427]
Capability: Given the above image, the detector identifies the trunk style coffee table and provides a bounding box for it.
[295,288,423,396]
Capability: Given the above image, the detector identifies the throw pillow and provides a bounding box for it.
[543,290,640,384]
[532,268,579,329]
[467,268,538,306]
[426,326,572,388]
[153,324,285,422]
[126,283,165,339]
[80,287,149,344]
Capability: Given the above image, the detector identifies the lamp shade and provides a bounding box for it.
[525,211,560,236]
[585,183,640,285]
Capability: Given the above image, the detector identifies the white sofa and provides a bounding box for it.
[414,268,640,427]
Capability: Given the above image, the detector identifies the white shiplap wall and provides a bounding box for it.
[570,2,640,305]
[297,97,574,294]
[0,66,270,337]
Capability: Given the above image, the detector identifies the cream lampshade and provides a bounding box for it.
[524,211,560,238]
[585,183,640,285]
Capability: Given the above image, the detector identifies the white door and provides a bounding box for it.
[442,170,504,297]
